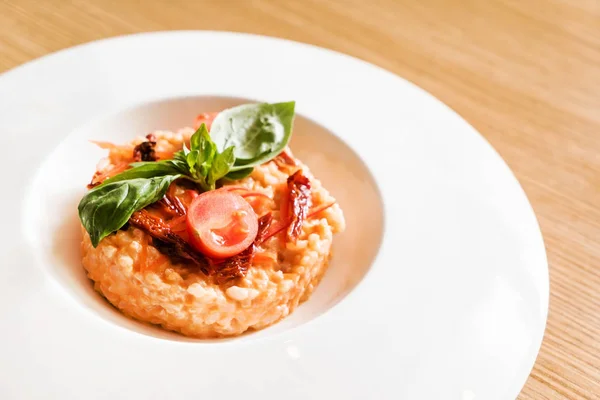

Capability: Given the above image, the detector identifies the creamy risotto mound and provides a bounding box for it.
[81,129,345,338]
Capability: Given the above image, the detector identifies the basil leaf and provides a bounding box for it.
[210,101,295,166]
[186,149,200,174]
[102,162,182,185]
[79,175,180,247]
[173,150,188,165]
[190,123,214,164]
[208,146,235,187]
[199,134,216,168]
[185,123,217,179]
[199,141,216,180]
[190,123,208,151]
[167,153,193,176]
[171,159,192,175]
[223,167,253,181]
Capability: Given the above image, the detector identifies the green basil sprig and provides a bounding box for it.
[78,101,295,247]
[175,123,237,191]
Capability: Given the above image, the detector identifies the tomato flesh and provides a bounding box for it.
[193,112,219,131]
[186,190,258,258]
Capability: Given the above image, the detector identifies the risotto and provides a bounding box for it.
[78,102,345,338]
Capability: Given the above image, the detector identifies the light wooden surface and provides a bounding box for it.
[1,0,599,398]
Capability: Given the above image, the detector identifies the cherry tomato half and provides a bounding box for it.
[186,190,258,259]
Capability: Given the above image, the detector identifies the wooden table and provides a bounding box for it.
[1,0,598,398]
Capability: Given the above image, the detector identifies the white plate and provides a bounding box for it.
[0,31,548,399]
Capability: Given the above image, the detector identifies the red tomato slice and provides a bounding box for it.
[186,190,258,258]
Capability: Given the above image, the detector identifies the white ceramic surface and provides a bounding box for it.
[0,31,548,399]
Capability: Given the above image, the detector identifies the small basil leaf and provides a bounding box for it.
[210,101,295,165]
[78,175,180,247]
[199,131,216,165]
[169,152,192,175]
[208,146,236,186]
[190,123,209,151]
[185,123,217,179]
[200,164,210,179]
[172,150,188,164]
[102,162,181,185]
[198,139,217,179]
[170,159,192,175]
[223,167,253,181]
[182,143,190,156]
[186,149,200,173]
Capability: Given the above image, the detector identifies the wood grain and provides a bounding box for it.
[1,0,599,398]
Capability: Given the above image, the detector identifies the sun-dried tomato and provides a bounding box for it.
[132,134,157,162]
[285,170,311,241]
[129,210,210,273]
[129,209,273,285]
[212,213,273,284]
[155,193,186,217]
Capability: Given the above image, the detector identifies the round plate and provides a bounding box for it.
[0,31,548,399]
